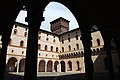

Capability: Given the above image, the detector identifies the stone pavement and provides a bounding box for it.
[4,72,119,80]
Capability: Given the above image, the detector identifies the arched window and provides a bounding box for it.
[51,46,53,51]
[13,29,17,35]
[67,61,72,71]
[62,47,64,52]
[76,35,78,40]
[97,39,100,46]
[76,61,80,70]
[68,45,71,51]
[24,32,27,37]
[68,37,70,42]
[38,44,41,50]
[45,45,48,51]
[56,47,58,52]
[20,40,24,47]
[76,43,79,50]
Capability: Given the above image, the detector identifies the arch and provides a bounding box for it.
[68,45,71,51]
[45,45,48,51]
[47,60,53,72]
[20,40,24,47]
[24,32,27,37]
[76,43,79,50]
[6,57,17,72]
[97,38,100,46]
[76,61,80,70]
[62,47,64,52]
[39,60,45,72]
[54,61,59,72]
[56,47,58,52]
[19,58,25,72]
[50,46,53,51]
[60,61,65,72]
[67,61,72,71]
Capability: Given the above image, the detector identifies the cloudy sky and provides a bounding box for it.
[16,2,79,32]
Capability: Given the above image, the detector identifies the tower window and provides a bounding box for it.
[97,39,100,46]
[56,47,58,52]
[20,40,24,47]
[51,46,53,51]
[45,45,48,51]
[68,45,71,51]
[24,32,27,37]
[76,43,79,50]
[62,47,64,52]
[13,29,17,35]
[62,40,64,44]
[68,37,70,42]
[76,35,78,40]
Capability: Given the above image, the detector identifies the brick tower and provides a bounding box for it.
[50,17,70,35]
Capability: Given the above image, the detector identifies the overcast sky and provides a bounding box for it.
[16,2,79,32]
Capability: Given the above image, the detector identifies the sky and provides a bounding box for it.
[15,2,79,32]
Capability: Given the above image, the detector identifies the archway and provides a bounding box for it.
[19,58,25,72]
[47,60,53,72]
[54,61,59,72]
[6,57,17,72]
[67,61,72,71]
[39,60,45,72]
[60,61,65,72]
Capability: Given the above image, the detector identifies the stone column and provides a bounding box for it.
[0,24,15,80]
[45,62,47,72]
[81,28,94,80]
[52,64,54,72]
[17,60,20,73]
[58,61,61,72]
[23,6,44,80]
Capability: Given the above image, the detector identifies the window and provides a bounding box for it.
[76,61,80,70]
[14,25,17,28]
[97,39,100,46]
[20,40,24,47]
[46,37,49,41]
[45,45,47,51]
[76,43,79,50]
[25,28,28,31]
[68,37,70,42]
[38,44,41,50]
[76,35,78,40]
[53,39,55,42]
[51,46,53,51]
[24,32,27,37]
[62,47,64,52]
[11,50,14,53]
[38,36,41,40]
[13,29,17,34]
[56,47,58,52]
[68,61,72,71]
[68,45,71,51]
[22,51,24,54]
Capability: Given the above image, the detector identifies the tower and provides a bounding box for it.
[50,17,70,35]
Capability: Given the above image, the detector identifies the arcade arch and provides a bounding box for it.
[39,60,45,72]
[6,57,17,72]
[19,58,25,72]
[47,60,53,72]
